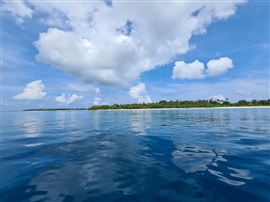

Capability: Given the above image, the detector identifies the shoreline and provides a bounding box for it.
[21,106,270,112]
[91,106,270,111]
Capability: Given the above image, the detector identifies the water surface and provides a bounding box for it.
[2,108,270,201]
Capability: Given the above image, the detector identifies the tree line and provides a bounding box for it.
[89,99,270,110]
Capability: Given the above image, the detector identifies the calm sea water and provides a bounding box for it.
[1,108,270,202]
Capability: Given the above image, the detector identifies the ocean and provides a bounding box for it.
[1,108,270,201]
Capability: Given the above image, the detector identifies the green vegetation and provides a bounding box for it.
[23,108,87,111]
[22,99,270,111]
[89,99,270,110]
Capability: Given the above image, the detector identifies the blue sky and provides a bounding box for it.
[1,0,269,110]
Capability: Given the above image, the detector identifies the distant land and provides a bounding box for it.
[89,99,270,110]
[23,99,270,111]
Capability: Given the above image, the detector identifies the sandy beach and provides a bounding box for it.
[94,106,270,111]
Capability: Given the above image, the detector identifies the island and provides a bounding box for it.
[22,99,270,111]
[89,99,270,110]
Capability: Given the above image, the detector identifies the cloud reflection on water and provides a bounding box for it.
[21,113,43,138]
[2,109,269,202]
[130,110,152,135]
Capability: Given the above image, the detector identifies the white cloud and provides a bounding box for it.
[210,95,225,101]
[128,83,146,99]
[128,83,152,103]
[3,1,33,24]
[144,95,152,104]
[101,102,108,105]
[172,57,234,80]
[55,94,83,105]
[172,60,205,79]
[13,80,47,100]
[93,97,101,105]
[206,57,234,77]
[29,1,245,86]
[232,90,252,95]
[39,11,70,29]
[68,83,100,93]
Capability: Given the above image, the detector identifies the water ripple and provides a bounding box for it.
[2,108,270,202]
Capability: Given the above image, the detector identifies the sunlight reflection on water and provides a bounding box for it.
[2,108,270,202]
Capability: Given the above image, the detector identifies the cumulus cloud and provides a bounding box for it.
[128,83,152,103]
[232,90,252,95]
[3,1,33,24]
[172,57,234,80]
[68,83,100,93]
[93,97,101,105]
[206,57,234,77]
[25,1,245,86]
[210,95,225,101]
[172,60,205,79]
[13,80,47,100]
[143,95,152,104]
[55,94,83,105]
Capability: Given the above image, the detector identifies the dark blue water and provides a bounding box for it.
[2,108,270,202]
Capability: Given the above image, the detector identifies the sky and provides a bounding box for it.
[1,0,269,110]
